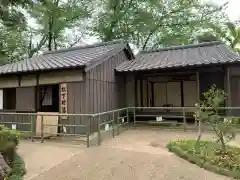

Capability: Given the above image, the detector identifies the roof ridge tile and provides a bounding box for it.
[43,39,126,55]
[140,41,223,54]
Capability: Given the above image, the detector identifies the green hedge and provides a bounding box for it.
[167,140,240,179]
[0,126,26,179]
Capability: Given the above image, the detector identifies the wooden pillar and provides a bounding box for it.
[151,82,154,107]
[146,80,149,107]
[227,67,231,115]
[196,71,200,126]
[196,71,200,102]
[134,75,138,107]
[180,81,184,107]
[18,75,21,87]
[35,74,40,112]
[140,79,143,107]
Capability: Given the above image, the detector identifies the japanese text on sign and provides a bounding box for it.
[60,83,67,119]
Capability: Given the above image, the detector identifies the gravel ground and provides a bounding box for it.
[22,128,237,180]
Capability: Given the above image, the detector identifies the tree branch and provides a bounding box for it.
[105,0,133,41]
[142,2,228,50]
[142,7,187,50]
[28,35,48,57]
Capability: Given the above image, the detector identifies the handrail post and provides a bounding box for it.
[183,108,186,131]
[117,110,120,135]
[40,115,44,143]
[97,115,101,146]
[112,112,115,138]
[126,108,129,129]
[133,107,136,126]
[30,114,35,142]
[86,115,91,148]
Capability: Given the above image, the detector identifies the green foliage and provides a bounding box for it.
[205,21,240,51]
[93,0,228,49]
[0,126,26,180]
[0,0,32,28]
[0,0,235,63]
[196,85,238,152]
[0,26,29,65]
[27,0,91,54]
[197,32,220,43]
[0,0,31,64]
[8,153,27,180]
[167,140,240,178]
[0,126,20,153]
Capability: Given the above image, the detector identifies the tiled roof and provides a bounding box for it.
[0,40,132,75]
[116,41,240,72]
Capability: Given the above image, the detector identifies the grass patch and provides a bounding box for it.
[167,140,240,178]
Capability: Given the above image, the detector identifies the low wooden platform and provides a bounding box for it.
[135,110,194,120]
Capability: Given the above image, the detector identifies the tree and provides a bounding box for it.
[0,0,34,64]
[0,26,29,65]
[206,21,240,51]
[196,85,238,152]
[196,32,220,43]
[0,0,32,28]
[27,0,91,56]
[92,0,228,50]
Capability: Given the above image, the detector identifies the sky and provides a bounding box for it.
[212,0,240,21]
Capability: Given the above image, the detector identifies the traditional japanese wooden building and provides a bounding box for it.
[0,40,133,134]
[116,41,240,120]
[0,40,240,134]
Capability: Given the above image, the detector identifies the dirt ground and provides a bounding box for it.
[19,128,238,180]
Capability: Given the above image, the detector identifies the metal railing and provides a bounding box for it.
[1,106,240,147]
[0,108,130,147]
[130,106,196,130]
[93,107,129,146]
[129,106,240,130]
[0,111,93,148]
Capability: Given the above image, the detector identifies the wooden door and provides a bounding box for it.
[230,77,240,116]
[183,81,197,107]
[167,82,181,107]
[153,82,167,106]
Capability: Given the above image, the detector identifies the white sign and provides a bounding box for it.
[105,124,109,132]
[156,116,163,122]
[12,124,16,130]
[122,118,125,123]
[63,126,67,133]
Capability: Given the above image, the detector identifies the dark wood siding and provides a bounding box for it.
[60,81,87,134]
[86,50,129,112]
[16,87,35,110]
[228,65,240,115]
[0,87,35,132]
[85,50,129,131]
[199,71,225,100]
[0,111,33,132]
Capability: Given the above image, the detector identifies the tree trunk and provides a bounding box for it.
[48,15,54,51]
[219,132,226,152]
[196,120,202,142]
[48,31,53,51]
[53,34,57,50]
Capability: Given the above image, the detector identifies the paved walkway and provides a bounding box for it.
[20,129,235,180]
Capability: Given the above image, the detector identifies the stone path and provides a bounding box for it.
[20,129,235,180]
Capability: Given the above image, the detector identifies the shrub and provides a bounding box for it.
[167,140,240,178]
[196,85,238,152]
[0,126,26,179]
